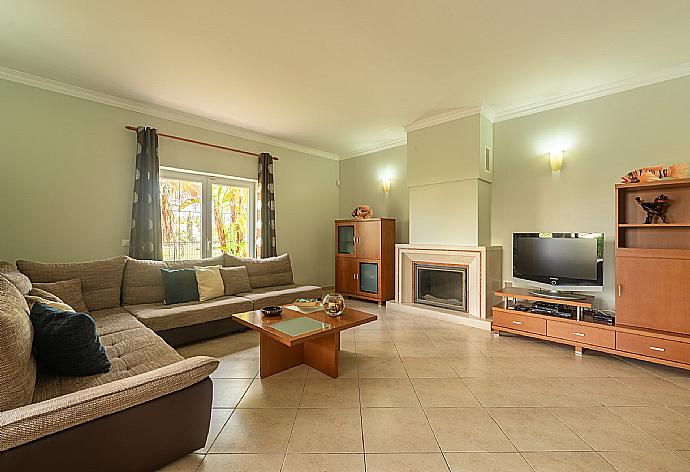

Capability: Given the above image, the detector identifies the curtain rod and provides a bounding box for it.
[124,126,279,160]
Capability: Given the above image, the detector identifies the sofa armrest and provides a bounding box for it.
[0,356,218,452]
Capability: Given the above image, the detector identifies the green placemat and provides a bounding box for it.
[271,317,330,337]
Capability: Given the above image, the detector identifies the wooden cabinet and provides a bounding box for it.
[615,179,690,336]
[335,218,395,304]
[492,287,690,370]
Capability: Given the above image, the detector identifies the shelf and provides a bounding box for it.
[619,223,690,228]
[615,178,690,190]
[616,247,690,259]
[494,287,594,308]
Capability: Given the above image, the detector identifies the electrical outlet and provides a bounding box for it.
[121,239,130,248]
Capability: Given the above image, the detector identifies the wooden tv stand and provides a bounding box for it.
[492,286,690,370]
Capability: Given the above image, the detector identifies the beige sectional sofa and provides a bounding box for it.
[0,253,321,471]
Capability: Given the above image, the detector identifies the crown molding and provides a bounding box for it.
[0,66,340,160]
[493,61,690,122]
[340,136,407,160]
[404,105,497,132]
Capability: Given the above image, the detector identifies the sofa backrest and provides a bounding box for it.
[164,255,224,270]
[17,256,127,311]
[224,253,294,288]
[122,258,167,305]
[0,276,37,411]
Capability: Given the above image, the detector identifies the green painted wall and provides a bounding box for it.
[492,75,690,309]
[338,145,408,243]
[0,79,339,286]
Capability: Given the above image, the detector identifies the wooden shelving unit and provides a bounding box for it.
[492,179,690,370]
[615,178,690,334]
[334,218,395,305]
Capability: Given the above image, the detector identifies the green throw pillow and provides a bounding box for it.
[160,268,199,305]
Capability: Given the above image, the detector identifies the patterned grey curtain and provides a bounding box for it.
[129,127,163,260]
[257,152,277,258]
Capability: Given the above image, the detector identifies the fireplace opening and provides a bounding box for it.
[414,263,468,312]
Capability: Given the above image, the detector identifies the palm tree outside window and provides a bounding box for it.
[159,168,255,260]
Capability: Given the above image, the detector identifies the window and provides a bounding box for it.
[159,168,255,260]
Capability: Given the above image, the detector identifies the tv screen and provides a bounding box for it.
[513,233,604,289]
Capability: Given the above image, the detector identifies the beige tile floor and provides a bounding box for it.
[162,299,690,472]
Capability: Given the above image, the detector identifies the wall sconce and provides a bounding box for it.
[381,178,391,193]
[549,150,564,173]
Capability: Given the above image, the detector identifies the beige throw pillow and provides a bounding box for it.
[32,279,88,312]
[25,288,76,312]
[220,266,252,295]
[194,265,225,302]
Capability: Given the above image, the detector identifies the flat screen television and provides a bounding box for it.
[513,232,604,300]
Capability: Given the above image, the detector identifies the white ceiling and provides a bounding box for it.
[2,1,690,158]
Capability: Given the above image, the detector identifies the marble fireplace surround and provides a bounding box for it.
[387,244,502,330]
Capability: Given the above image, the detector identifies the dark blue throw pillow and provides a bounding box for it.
[29,303,111,376]
[160,268,199,304]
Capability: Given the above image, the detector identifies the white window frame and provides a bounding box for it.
[160,167,256,259]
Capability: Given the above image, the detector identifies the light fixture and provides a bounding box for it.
[549,150,563,173]
[382,178,391,193]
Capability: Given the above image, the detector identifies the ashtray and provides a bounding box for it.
[261,306,283,317]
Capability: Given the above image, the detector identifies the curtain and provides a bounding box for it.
[257,152,277,258]
[129,127,163,260]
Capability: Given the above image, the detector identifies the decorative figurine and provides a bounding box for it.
[635,194,670,224]
[352,205,373,219]
[621,163,688,183]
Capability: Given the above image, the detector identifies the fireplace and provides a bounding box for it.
[414,263,468,312]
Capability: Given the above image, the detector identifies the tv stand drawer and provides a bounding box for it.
[546,320,615,349]
[493,311,546,336]
[616,332,690,364]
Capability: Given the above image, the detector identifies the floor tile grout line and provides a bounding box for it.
[355,344,369,472]
[597,404,677,452]
[396,325,453,470]
[279,376,308,472]
[203,376,254,456]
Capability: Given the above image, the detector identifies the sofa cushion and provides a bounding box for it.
[195,265,224,301]
[238,284,323,310]
[31,307,183,403]
[165,255,224,270]
[29,304,111,377]
[122,257,166,305]
[0,261,32,295]
[32,279,88,313]
[124,296,253,331]
[0,277,37,411]
[220,266,252,295]
[225,253,294,288]
[161,268,199,305]
[17,256,127,311]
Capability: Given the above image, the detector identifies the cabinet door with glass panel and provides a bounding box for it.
[357,261,380,297]
[336,221,357,258]
[159,169,255,261]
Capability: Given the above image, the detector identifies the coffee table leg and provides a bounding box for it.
[260,333,304,378]
[304,333,339,378]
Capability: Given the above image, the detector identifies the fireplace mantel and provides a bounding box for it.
[388,244,502,330]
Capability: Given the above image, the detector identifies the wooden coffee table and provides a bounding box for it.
[232,306,376,378]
